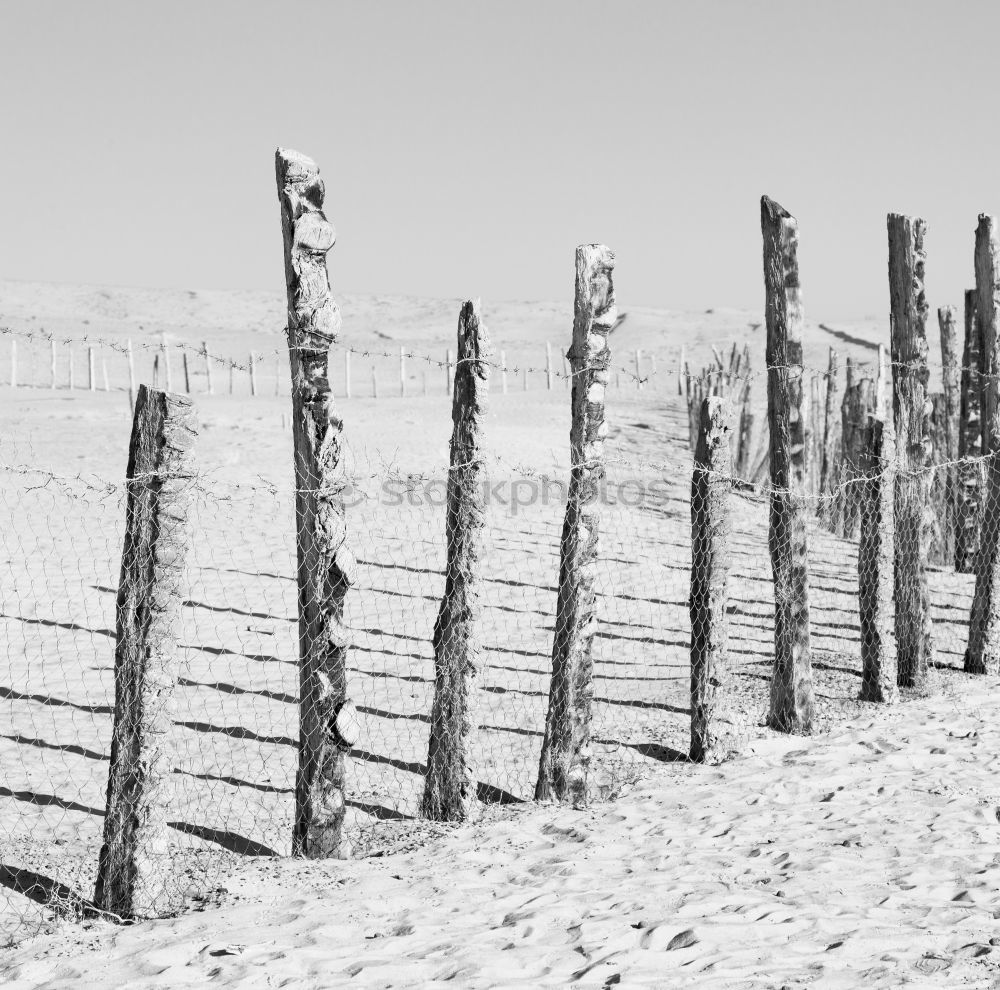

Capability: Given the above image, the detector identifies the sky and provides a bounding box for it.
[1,0,996,319]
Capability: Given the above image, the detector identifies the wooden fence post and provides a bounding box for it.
[536,244,615,803]
[94,385,196,919]
[249,352,257,396]
[159,335,172,391]
[966,215,1000,674]
[689,396,740,762]
[635,348,642,390]
[88,347,96,391]
[820,347,840,505]
[888,212,934,688]
[126,340,136,411]
[956,288,983,572]
[182,351,191,394]
[276,148,357,858]
[838,378,877,537]
[228,358,235,395]
[371,365,377,398]
[858,346,898,703]
[546,341,553,390]
[423,300,490,821]
[938,304,960,566]
[761,196,814,733]
[203,342,214,395]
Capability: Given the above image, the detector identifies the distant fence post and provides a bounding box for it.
[423,300,490,821]
[399,346,406,397]
[689,396,740,762]
[536,244,615,804]
[956,290,983,573]
[182,351,191,394]
[888,212,934,688]
[94,384,196,919]
[858,347,898,702]
[966,215,1000,674]
[159,334,172,391]
[761,195,813,733]
[546,340,553,390]
[276,147,357,858]
[88,347,96,391]
[249,352,257,396]
[938,304,960,566]
[203,342,214,395]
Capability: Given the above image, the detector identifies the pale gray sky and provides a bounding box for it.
[1,1,995,318]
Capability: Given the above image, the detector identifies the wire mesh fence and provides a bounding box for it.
[1,319,991,948]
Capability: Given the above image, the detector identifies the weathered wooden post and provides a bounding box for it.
[888,212,934,688]
[820,348,840,504]
[159,334,172,391]
[689,396,740,762]
[423,300,490,821]
[761,196,814,733]
[957,288,983,572]
[966,215,1000,674]
[536,244,615,803]
[94,385,196,919]
[858,348,898,702]
[276,148,358,858]
[938,305,960,567]
[125,337,135,410]
[249,352,257,396]
[182,351,191,394]
[203,342,214,395]
[371,365,378,399]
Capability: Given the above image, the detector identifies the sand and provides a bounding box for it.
[1,281,993,987]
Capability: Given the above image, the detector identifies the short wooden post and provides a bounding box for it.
[956,288,983,572]
[249,352,257,396]
[126,339,136,411]
[635,348,642,390]
[523,366,528,391]
[94,385,197,919]
[203,342,214,395]
[689,396,740,762]
[159,335,172,391]
[9,338,16,388]
[545,340,553,390]
[344,351,351,398]
[67,342,75,390]
[446,347,454,393]
[966,215,1000,674]
[536,245,615,805]
[277,148,358,858]
[761,196,814,733]
[228,358,235,395]
[182,351,191,394]
[88,347,96,391]
[500,349,508,394]
[858,348,898,703]
[423,300,490,822]
[50,339,57,390]
[399,346,406,397]
[888,212,934,688]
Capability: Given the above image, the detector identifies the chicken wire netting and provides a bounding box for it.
[0,365,984,947]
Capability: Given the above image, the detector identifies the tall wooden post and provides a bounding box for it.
[761,196,813,733]
[422,301,490,821]
[966,215,1000,674]
[858,348,898,703]
[957,288,983,572]
[536,244,615,803]
[689,396,740,762]
[94,385,196,919]
[820,347,839,503]
[276,147,358,858]
[888,212,934,688]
